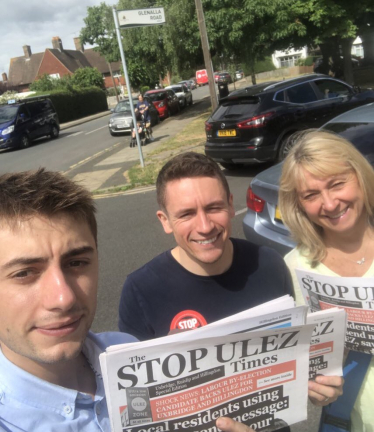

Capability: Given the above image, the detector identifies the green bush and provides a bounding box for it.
[296,56,314,66]
[106,87,122,97]
[27,87,108,123]
[140,85,150,94]
[253,57,276,74]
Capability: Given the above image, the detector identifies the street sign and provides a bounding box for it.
[117,7,165,28]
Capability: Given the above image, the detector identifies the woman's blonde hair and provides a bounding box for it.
[279,130,374,266]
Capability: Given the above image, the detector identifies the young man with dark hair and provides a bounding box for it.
[119,152,294,340]
[0,168,255,432]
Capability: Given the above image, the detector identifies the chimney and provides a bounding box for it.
[2,72,7,82]
[52,36,63,51]
[23,45,32,58]
[74,37,84,52]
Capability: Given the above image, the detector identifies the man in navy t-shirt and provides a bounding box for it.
[135,94,154,141]
[119,152,295,340]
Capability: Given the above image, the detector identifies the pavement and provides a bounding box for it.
[60,78,251,194]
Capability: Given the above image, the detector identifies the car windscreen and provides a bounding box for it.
[114,102,132,113]
[211,100,259,121]
[323,122,374,165]
[0,105,18,123]
[147,93,166,102]
[172,87,182,93]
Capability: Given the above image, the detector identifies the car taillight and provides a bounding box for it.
[247,187,265,213]
[205,122,213,131]
[237,112,274,129]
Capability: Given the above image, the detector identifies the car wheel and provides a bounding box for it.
[19,135,30,149]
[220,162,243,170]
[278,132,298,161]
[189,97,193,106]
[50,124,59,139]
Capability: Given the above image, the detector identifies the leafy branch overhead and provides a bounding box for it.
[79,0,374,87]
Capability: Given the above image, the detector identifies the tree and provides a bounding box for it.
[72,67,104,89]
[80,3,121,99]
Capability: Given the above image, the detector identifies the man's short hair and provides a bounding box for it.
[0,168,97,243]
[156,152,230,210]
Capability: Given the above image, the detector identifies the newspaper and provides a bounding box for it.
[296,269,374,354]
[101,325,315,432]
[100,297,345,431]
[306,308,346,379]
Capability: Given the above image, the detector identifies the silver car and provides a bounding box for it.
[108,97,160,136]
[242,102,374,255]
[165,84,193,108]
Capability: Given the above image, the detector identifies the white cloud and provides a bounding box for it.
[1,0,115,77]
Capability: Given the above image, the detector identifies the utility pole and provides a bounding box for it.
[194,0,218,111]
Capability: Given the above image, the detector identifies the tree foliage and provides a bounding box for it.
[79,0,374,88]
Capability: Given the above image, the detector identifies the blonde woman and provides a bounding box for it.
[279,130,374,431]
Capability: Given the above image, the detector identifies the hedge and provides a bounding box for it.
[26,87,108,123]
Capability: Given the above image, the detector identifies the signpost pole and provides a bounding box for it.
[112,6,145,168]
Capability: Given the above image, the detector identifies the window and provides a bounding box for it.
[26,102,42,116]
[274,91,285,102]
[314,80,351,99]
[285,83,318,104]
[279,55,301,68]
[352,44,363,58]
[17,105,30,119]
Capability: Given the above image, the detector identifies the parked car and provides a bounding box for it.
[144,89,180,119]
[108,97,160,136]
[217,72,233,84]
[178,80,193,90]
[205,74,374,169]
[196,69,208,86]
[214,71,221,83]
[165,84,193,108]
[0,96,59,150]
[188,79,197,90]
[235,70,245,80]
[242,102,374,256]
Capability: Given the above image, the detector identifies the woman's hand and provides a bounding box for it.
[216,417,255,432]
[308,375,344,406]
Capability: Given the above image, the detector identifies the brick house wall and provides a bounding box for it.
[37,50,72,79]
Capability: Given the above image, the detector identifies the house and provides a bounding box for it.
[6,37,125,92]
[272,37,364,69]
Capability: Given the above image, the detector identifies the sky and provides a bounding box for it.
[1,0,114,80]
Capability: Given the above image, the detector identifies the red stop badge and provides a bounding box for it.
[170,310,207,331]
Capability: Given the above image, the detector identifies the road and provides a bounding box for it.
[0,85,211,174]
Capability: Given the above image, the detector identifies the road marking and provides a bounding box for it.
[67,131,84,138]
[85,125,108,135]
[235,208,247,216]
[63,142,123,175]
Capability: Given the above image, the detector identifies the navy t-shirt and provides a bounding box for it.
[119,239,294,341]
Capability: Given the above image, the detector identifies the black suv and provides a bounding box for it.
[0,97,59,150]
[205,74,374,169]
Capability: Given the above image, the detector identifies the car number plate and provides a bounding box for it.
[218,129,236,137]
[275,206,283,222]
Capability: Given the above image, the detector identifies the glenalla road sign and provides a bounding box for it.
[117,7,165,28]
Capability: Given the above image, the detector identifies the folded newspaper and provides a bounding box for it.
[100,296,346,432]
[296,270,374,354]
